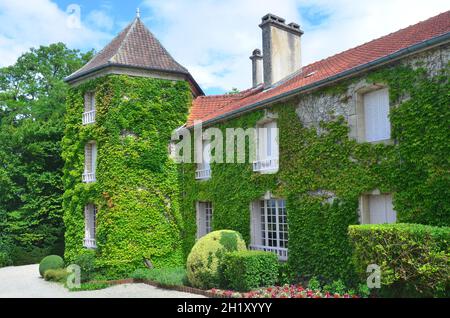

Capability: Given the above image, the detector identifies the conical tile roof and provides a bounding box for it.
[66,17,202,95]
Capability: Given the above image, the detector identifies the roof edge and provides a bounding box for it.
[194,31,450,128]
[64,63,204,96]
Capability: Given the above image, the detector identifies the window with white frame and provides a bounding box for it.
[363,88,391,142]
[250,199,288,261]
[82,141,97,183]
[196,140,211,180]
[83,92,96,125]
[197,202,213,238]
[254,121,279,173]
[84,204,97,249]
[360,193,397,224]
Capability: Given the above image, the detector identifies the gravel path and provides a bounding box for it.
[0,265,205,298]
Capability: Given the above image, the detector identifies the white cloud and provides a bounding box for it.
[87,10,115,31]
[141,0,449,92]
[0,0,111,67]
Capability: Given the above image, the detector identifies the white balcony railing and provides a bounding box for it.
[253,158,279,173]
[82,172,96,183]
[83,238,97,249]
[195,169,211,180]
[82,110,96,125]
[250,245,288,261]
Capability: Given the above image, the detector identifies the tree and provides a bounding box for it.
[0,43,93,265]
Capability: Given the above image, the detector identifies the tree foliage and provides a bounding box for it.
[0,43,92,265]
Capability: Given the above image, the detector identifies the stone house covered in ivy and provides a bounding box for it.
[63,11,449,278]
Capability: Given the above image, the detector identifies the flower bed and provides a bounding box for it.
[210,285,359,299]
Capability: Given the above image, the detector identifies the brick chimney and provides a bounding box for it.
[260,14,304,87]
[250,49,263,87]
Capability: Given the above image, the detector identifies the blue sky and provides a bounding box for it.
[0,1,448,95]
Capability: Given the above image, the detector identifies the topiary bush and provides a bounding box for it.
[219,251,279,292]
[186,230,246,289]
[39,255,65,277]
[349,223,450,297]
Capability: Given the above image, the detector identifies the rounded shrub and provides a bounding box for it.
[186,230,246,289]
[39,255,64,277]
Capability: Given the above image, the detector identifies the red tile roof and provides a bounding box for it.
[188,11,450,127]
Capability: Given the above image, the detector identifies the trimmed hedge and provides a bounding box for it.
[39,255,65,277]
[220,251,279,292]
[186,230,247,289]
[349,224,449,297]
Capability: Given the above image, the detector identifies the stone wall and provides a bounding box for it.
[295,43,450,137]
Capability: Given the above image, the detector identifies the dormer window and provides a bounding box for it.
[196,140,211,180]
[362,88,391,143]
[82,141,97,183]
[83,92,96,125]
[253,121,279,173]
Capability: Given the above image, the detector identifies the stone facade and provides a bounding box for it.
[295,43,450,138]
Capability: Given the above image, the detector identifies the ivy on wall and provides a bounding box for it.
[63,75,192,278]
[180,61,449,283]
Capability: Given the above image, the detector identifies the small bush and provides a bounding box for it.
[349,223,450,297]
[131,267,188,287]
[44,269,69,282]
[187,230,247,289]
[73,251,96,283]
[307,277,321,291]
[323,280,347,295]
[220,251,279,292]
[39,255,64,277]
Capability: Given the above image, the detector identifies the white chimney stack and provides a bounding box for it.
[250,49,263,87]
[260,14,304,87]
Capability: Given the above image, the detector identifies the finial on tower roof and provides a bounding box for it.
[136,8,140,19]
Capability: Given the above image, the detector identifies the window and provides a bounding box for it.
[196,140,211,180]
[83,92,96,125]
[253,121,279,173]
[84,204,97,249]
[250,199,288,261]
[82,141,97,183]
[360,193,397,224]
[197,202,213,238]
[363,88,391,142]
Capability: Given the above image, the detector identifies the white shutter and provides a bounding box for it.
[257,127,266,161]
[85,143,92,173]
[84,93,90,112]
[268,122,279,159]
[196,203,206,239]
[203,141,211,171]
[258,121,278,160]
[364,88,391,142]
[84,204,96,240]
[250,201,262,245]
[91,142,97,175]
[368,194,397,224]
[90,93,96,112]
[368,195,386,224]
